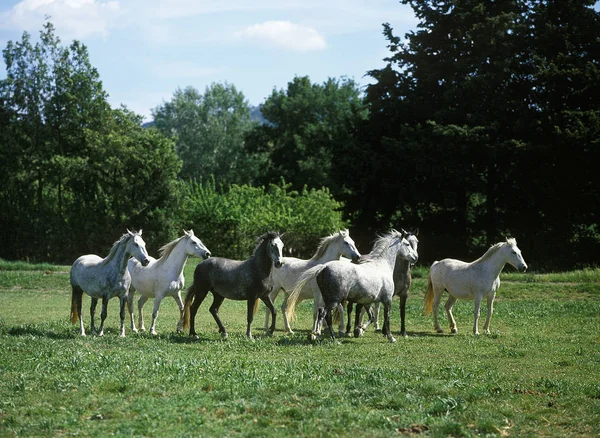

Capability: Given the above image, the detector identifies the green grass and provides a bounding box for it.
[1,261,599,436]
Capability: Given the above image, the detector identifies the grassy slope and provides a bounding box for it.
[0,261,599,437]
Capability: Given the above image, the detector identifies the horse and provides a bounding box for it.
[424,237,528,335]
[70,230,150,337]
[287,229,418,343]
[127,230,211,335]
[352,229,419,337]
[263,229,361,335]
[182,231,284,340]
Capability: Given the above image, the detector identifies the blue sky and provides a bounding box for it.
[0,0,418,121]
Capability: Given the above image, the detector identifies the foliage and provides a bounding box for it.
[350,0,600,268]
[1,265,599,436]
[246,76,368,198]
[153,83,260,185]
[0,21,182,262]
[178,178,348,260]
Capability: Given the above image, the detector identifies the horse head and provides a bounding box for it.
[127,229,150,266]
[505,237,528,271]
[264,232,285,268]
[339,229,361,262]
[184,229,211,260]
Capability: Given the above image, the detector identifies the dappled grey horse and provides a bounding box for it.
[70,230,150,337]
[183,231,284,340]
[287,230,418,343]
[351,229,419,337]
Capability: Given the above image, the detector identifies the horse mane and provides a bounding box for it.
[154,235,185,264]
[473,239,516,264]
[355,229,403,264]
[103,232,134,263]
[310,230,346,261]
[253,231,281,257]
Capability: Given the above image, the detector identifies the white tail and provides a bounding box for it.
[285,264,327,323]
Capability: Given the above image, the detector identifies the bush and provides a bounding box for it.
[179,178,349,259]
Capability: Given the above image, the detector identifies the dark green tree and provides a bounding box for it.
[246,76,368,198]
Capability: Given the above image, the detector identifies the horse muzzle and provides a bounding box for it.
[203,252,212,259]
[274,260,284,268]
[141,258,150,267]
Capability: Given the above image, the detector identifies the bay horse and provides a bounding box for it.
[182,231,284,340]
[424,237,528,335]
[70,230,150,337]
[127,230,211,335]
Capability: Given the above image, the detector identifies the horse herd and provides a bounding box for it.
[69,228,528,342]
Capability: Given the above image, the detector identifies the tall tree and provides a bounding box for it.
[354,0,600,266]
[246,76,368,197]
[152,82,258,185]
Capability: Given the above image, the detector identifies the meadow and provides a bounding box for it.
[0,260,599,437]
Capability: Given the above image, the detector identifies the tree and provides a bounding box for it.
[353,0,600,267]
[246,76,368,198]
[0,21,182,262]
[152,83,259,185]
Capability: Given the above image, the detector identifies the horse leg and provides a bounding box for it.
[208,294,227,339]
[345,302,353,335]
[325,308,336,342]
[353,303,363,338]
[432,288,444,333]
[97,297,109,337]
[373,302,381,332]
[473,294,483,335]
[383,301,396,343]
[119,295,127,337]
[313,292,323,335]
[264,289,279,332]
[137,295,149,332]
[445,296,458,334]
[174,292,185,333]
[149,295,163,335]
[399,293,408,337]
[483,291,496,335]
[90,298,98,335]
[280,292,295,335]
[261,296,277,336]
[313,308,326,342]
[127,290,138,333]
[189,289,208,339]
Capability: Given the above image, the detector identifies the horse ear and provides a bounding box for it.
[127,229,133,236]
[138,229,143,236]
[400,228,407,237]
[413,228,419,236]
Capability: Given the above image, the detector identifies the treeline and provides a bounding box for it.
[1,1,599,270]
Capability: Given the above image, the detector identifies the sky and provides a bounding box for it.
[0,0,418,122]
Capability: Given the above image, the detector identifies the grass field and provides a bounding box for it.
[0,260,599,437]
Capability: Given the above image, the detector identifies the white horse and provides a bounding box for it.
[70,230,150,337]
[424,237,528,335]
[287,230,418,343]
[356,229,419,336]
[264,229,361,335]
[128,230,211,335]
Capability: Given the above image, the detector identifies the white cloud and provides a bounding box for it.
[1,0,122,39]
[237,21,326,53]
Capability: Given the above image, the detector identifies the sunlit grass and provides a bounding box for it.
[1,261,599,436]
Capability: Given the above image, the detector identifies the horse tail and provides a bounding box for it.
[253,298,260,316]
[286,265,327,323]
[332,299,345,324]
[182,283,195,331]
[423,271,434,315]
[70,285,83,324]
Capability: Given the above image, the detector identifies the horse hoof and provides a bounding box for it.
[375,328,382,333]
[435,328,444,334]
[400,331,408,338]
[310,333,317,342]
[285,330,294,335]
[353,328,363,338]
[151,331,158,336]
[266,330,274,337]
[388,336,397,343]
[221,332,229,340]
[451,328,458,334]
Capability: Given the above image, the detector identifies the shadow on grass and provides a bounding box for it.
[6,324,75,340]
